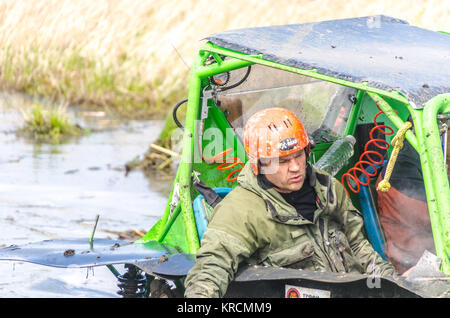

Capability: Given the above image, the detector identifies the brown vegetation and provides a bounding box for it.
[0,1,447,119]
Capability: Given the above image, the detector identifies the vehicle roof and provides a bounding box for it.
[205,15,450,108]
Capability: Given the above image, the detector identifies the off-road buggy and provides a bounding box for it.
[1,15,449,298]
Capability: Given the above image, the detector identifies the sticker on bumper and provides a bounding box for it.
[285,285,331,298]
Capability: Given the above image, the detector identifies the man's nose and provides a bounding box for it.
[288,158,301,171]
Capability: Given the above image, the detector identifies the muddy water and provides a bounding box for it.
[0,92,172,297]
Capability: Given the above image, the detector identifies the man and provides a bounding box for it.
[184,108,395,298]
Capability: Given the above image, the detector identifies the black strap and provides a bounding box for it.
[193,180,223,208]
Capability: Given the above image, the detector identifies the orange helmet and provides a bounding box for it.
[244,108,309,175]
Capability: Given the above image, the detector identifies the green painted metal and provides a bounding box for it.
[161,53,254,253]
[366,92,418,151]
[177,55,203,253]
[138,55,253,253]
[137,167,181,244]
[367,92,450,274]
[198,105,247,188]
[196,57,253,78]
[208,106,247,161]
[142,40,450,277]
[201,42,411,106]
[310,142,332,163]
[342,89,364,137]
[422,94,450,274]
[106,264,121,278]
[158,204,182,243]
[156,171,181,241]
[408,110,441,262]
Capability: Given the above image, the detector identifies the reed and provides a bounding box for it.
[0,0,448,119]
[19,101,85,143]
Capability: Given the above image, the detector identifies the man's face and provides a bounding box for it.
[260,149,307,193]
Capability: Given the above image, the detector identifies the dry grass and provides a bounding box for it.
[0,0,448,118]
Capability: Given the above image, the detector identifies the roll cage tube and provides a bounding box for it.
[172,43,450,274]
[421,94,450,274]
[175,51,253,253]
[368,92,450,274]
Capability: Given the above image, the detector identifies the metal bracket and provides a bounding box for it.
[201,86,215,121]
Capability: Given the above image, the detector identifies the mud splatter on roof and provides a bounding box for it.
[205,15,450,108]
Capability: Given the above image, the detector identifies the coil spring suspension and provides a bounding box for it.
[117,264,147,298]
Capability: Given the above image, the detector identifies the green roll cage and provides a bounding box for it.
[139,42,450,275]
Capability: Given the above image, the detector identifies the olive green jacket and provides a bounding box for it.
[184,163,396,298]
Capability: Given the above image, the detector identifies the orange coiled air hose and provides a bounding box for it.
[202,148,245,182]
[341,104,394,194]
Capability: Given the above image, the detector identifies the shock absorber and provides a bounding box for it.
[117,264,147,298]
[341,103,394,194]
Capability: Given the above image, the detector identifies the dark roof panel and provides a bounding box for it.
[205,16,450,107]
